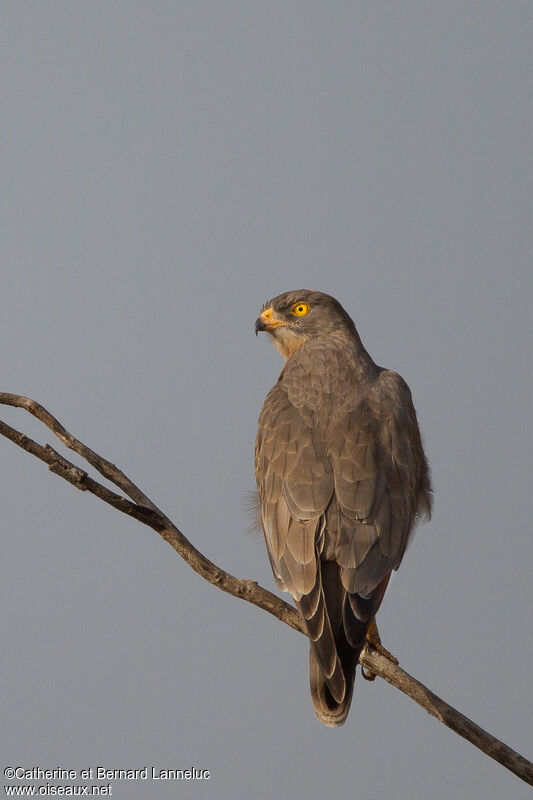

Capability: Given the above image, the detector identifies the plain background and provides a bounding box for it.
[2,3,532,799]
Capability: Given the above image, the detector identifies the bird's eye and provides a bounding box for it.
[291,302,310,317]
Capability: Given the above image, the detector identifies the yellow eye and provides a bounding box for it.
[291,302,310,317]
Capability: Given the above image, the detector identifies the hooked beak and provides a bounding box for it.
[254,307,286,336]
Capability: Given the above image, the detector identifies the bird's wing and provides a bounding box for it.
[327,368,432,601]
[255,381,351,704]
[255,383,334,598]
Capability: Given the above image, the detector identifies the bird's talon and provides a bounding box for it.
[361,667,376,681]
[365,619,399,665]
[372,642,399,665]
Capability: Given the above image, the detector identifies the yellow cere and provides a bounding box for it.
[291,302,310,317]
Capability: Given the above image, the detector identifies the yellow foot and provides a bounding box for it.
[361,619,399,681]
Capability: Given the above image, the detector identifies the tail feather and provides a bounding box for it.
[309,646,355,727]
[300,564,391,726]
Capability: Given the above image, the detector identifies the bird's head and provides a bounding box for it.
[255,290,355,359]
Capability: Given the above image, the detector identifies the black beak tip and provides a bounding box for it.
[254,318,264,336]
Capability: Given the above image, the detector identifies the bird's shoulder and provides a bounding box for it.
[365,368,416,418]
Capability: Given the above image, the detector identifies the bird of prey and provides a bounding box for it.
[254,290,432,726]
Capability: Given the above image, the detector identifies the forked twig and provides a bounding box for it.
[1,393,531,787]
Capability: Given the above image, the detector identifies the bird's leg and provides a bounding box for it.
[361,619,399,681]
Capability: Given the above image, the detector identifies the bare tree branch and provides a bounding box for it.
[358,648,533,786]
[1,392,532,787]
[0,394,303,635]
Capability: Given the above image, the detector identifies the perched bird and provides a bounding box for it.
[254,290,432,726]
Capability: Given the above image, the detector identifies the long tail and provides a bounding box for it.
[308,636,357,727]
[299,563,390,727]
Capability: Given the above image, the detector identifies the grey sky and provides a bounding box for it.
[2,3,532,799]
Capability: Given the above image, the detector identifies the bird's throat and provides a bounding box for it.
[270,328,310,360]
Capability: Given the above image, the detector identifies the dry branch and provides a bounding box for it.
[1,392,532,787]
